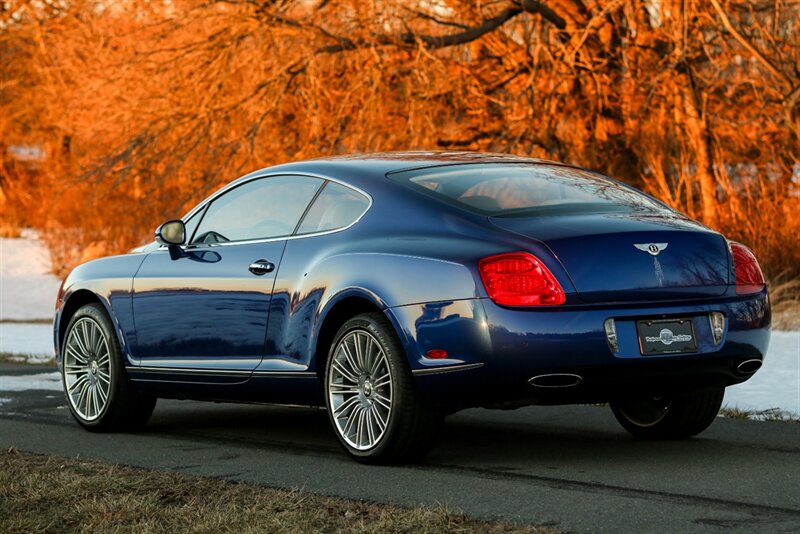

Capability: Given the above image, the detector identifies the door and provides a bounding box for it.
[131,174,324,374]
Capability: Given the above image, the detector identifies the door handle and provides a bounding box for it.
[248,259,275,276]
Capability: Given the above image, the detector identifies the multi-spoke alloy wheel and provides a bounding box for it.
[328,329,393,450]
[324,313,443,464]
[61,303,157,432]
[64,317,112,421]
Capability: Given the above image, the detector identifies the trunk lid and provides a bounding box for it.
[490,213,730,303]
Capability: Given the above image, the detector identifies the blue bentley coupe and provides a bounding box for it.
[55,152,771,463]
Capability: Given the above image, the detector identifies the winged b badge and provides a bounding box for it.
[634,243,669,256]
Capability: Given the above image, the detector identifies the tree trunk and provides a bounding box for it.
[678,76,718,227]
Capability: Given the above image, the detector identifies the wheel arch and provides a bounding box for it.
[312,293,410,380]
[58,290,104,347]
[56,289,128,366]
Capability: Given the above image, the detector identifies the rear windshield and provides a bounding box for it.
[387,163,670,217]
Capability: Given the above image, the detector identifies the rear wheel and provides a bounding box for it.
[610,388,724,439]
[324,312,442,464]
[62,303,156,432]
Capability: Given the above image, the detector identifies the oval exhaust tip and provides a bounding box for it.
[737,359,763,374]
[529,373,583,388]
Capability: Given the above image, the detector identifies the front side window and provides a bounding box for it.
[296,182,370,234]
[192,175,323,244]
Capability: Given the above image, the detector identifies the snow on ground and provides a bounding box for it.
[0,230,798,417]
[0,229,61,320]
[0,322,54,357]
[0,372,62,392]
[724,331,800,417]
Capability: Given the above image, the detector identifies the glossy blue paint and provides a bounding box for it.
[54,253,148,368]
[393,289,769,406]
[55,152,771,410]
[131,240,285,372]
[490,213,731,302]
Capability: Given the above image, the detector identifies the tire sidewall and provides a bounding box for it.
[62,303,126,430]
[611,388,724,439]
[324,314,410,461]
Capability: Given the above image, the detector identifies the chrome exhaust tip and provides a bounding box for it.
[529,373,583,388]
[737,359,763,375]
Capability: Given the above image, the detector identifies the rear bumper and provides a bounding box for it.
[388,289,770,408]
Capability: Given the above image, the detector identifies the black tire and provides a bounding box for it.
[61,303,156,432]
[324,312,442,464]
[610,388,724,440]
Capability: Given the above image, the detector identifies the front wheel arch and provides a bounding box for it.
[58,290,105,356]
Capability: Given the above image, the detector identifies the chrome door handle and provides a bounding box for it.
[248,260,275,275]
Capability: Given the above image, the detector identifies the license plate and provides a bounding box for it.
[637,318,697,355]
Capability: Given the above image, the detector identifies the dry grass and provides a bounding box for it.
[769,276,800,331]
[718,407,799,422]
[0,449,553,534]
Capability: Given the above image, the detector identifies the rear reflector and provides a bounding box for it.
[425,349,448,359]
[709,312,725,345]
[478,252,566,306]
[729,242,765,295]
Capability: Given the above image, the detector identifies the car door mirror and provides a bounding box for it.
[155,220,186,246]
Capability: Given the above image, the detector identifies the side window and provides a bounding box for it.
[192,175,323,245]
[296,181,370,234]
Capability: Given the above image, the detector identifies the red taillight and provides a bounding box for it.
[478,252,566,306]
[729,242,765,295]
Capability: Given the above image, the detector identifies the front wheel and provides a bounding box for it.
[61,303,156,432]
[610,388,724,440]
[324,313,442,464]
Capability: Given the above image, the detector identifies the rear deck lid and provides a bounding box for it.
[490,214,730,302]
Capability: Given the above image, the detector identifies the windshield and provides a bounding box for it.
[388,163,670,217]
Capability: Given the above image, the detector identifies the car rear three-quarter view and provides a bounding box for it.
[53,152,771,464]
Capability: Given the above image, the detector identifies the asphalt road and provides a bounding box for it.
[1,364,799,533]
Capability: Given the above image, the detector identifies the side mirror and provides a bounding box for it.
[155,220,186,246]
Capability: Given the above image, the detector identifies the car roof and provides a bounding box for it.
[264,151,574,177]
[204,152,587,217]
[183,152,596,225]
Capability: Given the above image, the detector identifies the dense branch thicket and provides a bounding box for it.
[1,0,798,279]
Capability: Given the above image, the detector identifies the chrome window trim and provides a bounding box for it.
[156,171,373,250]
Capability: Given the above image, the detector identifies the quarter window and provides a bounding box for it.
[192,175,323,244]
[296,182,370,234]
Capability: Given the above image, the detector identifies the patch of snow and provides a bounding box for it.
[0,398,12,405]
[0,229,61,320]
[724,331,800,417]
[0,372,63,392]
[0,322,54,357]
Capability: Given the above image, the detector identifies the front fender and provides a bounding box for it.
[54,253,148,368]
